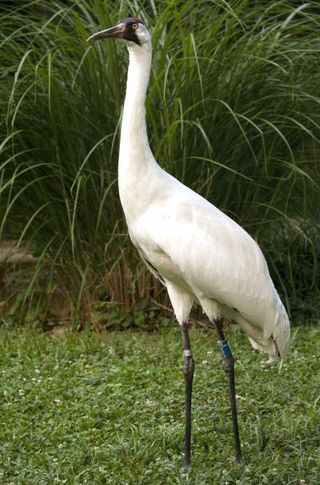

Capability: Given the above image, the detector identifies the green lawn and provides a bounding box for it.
[0,324,319,484]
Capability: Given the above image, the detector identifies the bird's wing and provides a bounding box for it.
[129,187,277,328]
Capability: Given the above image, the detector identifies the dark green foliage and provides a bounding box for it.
[93,298,172,330]
[1,1,320,324]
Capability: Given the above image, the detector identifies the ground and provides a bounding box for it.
[0,324,319,484]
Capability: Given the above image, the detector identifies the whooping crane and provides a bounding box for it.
[88,17,290,467]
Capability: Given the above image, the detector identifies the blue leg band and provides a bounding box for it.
[218,339,233,360]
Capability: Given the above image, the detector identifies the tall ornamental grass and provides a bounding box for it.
[1,0,320,326]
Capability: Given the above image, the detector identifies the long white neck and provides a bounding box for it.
[120,46,151,151]
[118,44,156,210]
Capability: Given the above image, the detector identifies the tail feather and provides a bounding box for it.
[235,300,290,358]
[268,301,290,358]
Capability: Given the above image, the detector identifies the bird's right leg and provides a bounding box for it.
[214,319,242,463]
[181,321,195,469]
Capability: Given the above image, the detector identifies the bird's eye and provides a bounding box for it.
[132,23,138,30]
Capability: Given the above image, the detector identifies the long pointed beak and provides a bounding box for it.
[87,23,125,43]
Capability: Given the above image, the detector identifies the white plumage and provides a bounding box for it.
[88,17,290,465]
[93,20,289,357]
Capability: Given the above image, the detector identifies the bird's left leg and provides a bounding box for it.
[214,319,242,463]
[181,321,195,469]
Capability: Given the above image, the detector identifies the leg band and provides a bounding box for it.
[218,339,233,360]
[184,349,192,357]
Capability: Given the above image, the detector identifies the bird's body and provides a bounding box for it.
[128,177,289,356]
[117,26,289,358]
[88,17,290,466]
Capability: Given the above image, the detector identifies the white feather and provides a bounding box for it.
[117,23,290,358]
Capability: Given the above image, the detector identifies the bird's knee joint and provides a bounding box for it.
[223,357,234,374]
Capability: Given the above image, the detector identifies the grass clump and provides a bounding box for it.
[0,324,320,482]
[1,1,320,324]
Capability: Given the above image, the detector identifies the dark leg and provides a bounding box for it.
[181,321,195,469]
[214,319,242,463]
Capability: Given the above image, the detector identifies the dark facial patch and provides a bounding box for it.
[120,17,144,45]
[120,17,145,26]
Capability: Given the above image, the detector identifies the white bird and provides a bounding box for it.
[88,17,290,467]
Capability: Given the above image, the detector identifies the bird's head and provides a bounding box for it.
[87,17,151,49]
